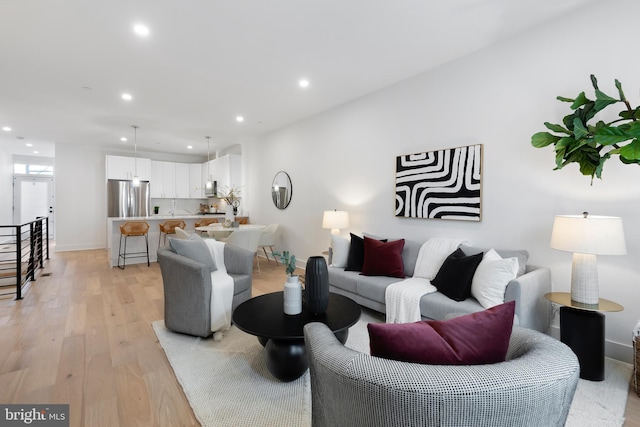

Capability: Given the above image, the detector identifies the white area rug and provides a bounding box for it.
[153,310,632,427]
[566,358,632,427]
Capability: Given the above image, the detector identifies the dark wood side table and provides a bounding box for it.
[232,292,361,382]
[544,292,623,381]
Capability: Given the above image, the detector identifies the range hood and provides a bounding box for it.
[204,180,217,198]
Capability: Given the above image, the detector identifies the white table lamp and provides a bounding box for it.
[322,210,349,235]
[550,212,626,305]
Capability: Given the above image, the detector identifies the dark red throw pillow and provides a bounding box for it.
[345,233,387,272]
[367,301,516,365]
[360,236,405,278]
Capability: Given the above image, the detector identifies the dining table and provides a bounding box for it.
[195,223,265,240]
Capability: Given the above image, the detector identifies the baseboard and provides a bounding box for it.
[548,324,633,364]
[256,253,308,270]
[54,243,107,252]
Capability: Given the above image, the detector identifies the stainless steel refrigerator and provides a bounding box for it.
[107,179,151,217]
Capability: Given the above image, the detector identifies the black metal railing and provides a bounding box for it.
[0,217,49,299]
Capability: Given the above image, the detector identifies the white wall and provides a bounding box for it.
[55,143,107,251]
[0,145,13,226]
[245,0,640,362]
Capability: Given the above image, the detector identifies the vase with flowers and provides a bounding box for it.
[273,250,302,315]
[217,185,242,226]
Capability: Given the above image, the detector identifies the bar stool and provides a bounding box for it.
[117,221,150,270]
[195,217,218,236]
[194,218,218,227]
[158,219,186,249]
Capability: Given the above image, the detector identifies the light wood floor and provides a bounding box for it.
[0,248,638,426]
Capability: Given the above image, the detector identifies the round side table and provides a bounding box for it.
[545,292,623,381]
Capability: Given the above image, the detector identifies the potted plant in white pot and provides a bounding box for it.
[274,250,302,315]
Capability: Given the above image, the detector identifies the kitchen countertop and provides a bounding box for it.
[106,213,249,267]
[108,213,248,221]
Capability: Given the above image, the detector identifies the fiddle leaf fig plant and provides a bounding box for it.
[531,74,640,184]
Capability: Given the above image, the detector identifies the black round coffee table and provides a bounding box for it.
[232,291,361,382]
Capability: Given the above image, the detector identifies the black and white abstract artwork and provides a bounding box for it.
[395,144,482,221]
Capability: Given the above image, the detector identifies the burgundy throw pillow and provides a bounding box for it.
[345,233,387,272]
[360,236,405,278]
[368,301,515,365]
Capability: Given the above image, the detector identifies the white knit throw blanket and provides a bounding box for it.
[205,240,234,333]
[385,237,468,324]
[413,237,468,280]
[385,278,436,323]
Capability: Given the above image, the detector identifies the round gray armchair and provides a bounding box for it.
[303,323,579,427]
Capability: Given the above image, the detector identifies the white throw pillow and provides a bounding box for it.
[471,249,519,309]
[330,234,350,268]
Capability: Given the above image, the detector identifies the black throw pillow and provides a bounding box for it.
[431,248,483,301]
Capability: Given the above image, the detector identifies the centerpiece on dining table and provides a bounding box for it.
[217,185,242,227]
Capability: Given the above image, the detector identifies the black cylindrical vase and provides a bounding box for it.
[305,256,329,315]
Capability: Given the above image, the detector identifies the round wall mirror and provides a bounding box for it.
[271,171,292,209]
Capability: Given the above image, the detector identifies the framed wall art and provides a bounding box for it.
[395,144,482,221]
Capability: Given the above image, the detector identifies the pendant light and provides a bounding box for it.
[132,125,140,187]
[205,136,213,192]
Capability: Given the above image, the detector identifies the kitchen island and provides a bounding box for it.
[106,214,249,268]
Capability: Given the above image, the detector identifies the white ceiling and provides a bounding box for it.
[0,0,596,158]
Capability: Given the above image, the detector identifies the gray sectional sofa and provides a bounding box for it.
[328,238,552,332]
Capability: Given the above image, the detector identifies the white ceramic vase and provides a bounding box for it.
[283,275,302,315]
[225,204,235,223]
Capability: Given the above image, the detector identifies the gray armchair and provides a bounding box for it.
[304,322,579,427]
[158,244,253,338]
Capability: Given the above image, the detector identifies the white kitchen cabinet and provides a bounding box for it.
[150,160,176,198]
[106,155,151,181]
[147,156,239,199]
[106,155,130,180]
[189,163,204,198]
[162,161,176,198]
[214,154,242,191]
[175,163,190,198]
[136,158,151,181]
[150,161,162,198]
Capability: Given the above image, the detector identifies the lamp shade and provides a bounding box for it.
[550,214,626,255]
[322,210,349,230]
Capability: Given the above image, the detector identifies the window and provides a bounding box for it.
[13,163,54,175]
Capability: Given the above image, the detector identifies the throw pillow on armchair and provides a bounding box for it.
[367,301,516,365]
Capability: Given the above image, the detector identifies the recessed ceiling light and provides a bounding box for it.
[298,79,310,88]
[236,116,244,123]
[121,137,127,142]
[26,143,33,147]
[133,23,150,37]
[33,151,39,154]
[122,93,133,101]
[187,145,193,150]
[2,126,11,132]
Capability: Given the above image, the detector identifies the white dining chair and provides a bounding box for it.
[174,227,191,239]
[224,228,263,272]
[258,223,279,263]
